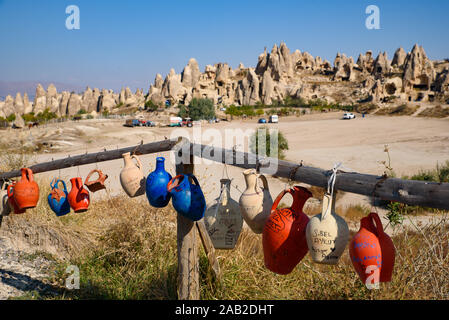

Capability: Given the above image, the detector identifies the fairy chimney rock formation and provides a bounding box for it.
[182,58,201,88]
[33,83,47,114]
[392,47,407,68]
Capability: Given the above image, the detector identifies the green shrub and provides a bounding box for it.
[77,109,88,115]
[145,100,159,112]
[250,126,289,159]
[23,112,36,123]
[36,108,57,122]
[179,98,215,121]
[6,114,16,122]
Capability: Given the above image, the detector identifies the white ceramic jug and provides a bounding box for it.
[204,179,243,249]
[0,183,11,216]
[119,152,146,198]
[306,191,349,265]
[239,169,273,234]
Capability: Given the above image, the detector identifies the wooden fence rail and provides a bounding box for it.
[1,136,449,301]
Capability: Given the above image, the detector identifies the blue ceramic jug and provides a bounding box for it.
[146,157,172,208]
[167,174,206,221]
[48,179,71,217]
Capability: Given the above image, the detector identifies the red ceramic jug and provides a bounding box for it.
[263,186,312,275]
[68,177,90,213]
[349,212,395,287]
[84,169,108,193]
[13,168,39,210]
[7,183,26,214]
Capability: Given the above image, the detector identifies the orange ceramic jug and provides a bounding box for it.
[349,212,395,287]
[7,183,26,214]
[68,177,90,213]
[84,169,108,193]
[263,186,312,275]
[13,168,39,210]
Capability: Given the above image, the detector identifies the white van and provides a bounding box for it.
[269,115,279,123]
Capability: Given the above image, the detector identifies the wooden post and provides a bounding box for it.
[175,139,199,300]
[196,220,221,281]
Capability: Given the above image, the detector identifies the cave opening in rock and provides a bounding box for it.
[385,83,397,95]
[414,84,429,90]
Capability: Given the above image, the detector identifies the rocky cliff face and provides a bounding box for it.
[1,43,448,120]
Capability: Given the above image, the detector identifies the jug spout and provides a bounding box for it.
[243,169,259,193]
[156,157,166,170]
[219,179,231,206]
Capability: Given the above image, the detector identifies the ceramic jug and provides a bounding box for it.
[1,183,11,216]
[120,152,146,198]
[84,169,108,193]
[306,191,349,265]
[68,177,90,213]
[263,186,312,275]
[48,179,71,217]
[167,174,206,221]
[13,168,39,210]
[146,157,172,208]
[239,169,273,234]
[350,212,395,286]
[204,179,243,250]
[7,183,26,214]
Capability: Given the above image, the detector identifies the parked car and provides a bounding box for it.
[182,118,193,127]
[342,113,356,120]
[144,120,155,127]
[125,119,140,127]
[258,118,267,124]
[269,115,279,123]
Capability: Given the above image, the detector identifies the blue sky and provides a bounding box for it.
[0,0,448,92]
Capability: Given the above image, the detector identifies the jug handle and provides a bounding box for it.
[131,155,142,170]
[271,188,292,213]
[369,212,385,235]
[56,179,68,193]
[258,174,269,192]
[25,168,35,182]
[189,174,201,187]
[85,169,100,185]
[7,185,13,198]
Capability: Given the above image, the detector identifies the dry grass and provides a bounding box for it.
[336,204,371,221]
[27,196,445,300]
[375,104,419,116]
[355,103,378,114]
[417,105,449,118]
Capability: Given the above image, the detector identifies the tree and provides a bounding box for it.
[6,114,16,122]
[178,104,189,118]
[145,100,159,112]
[180,98,216,121]
[250,126,289,160]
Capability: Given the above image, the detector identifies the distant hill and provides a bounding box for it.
[0,81,85,100]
